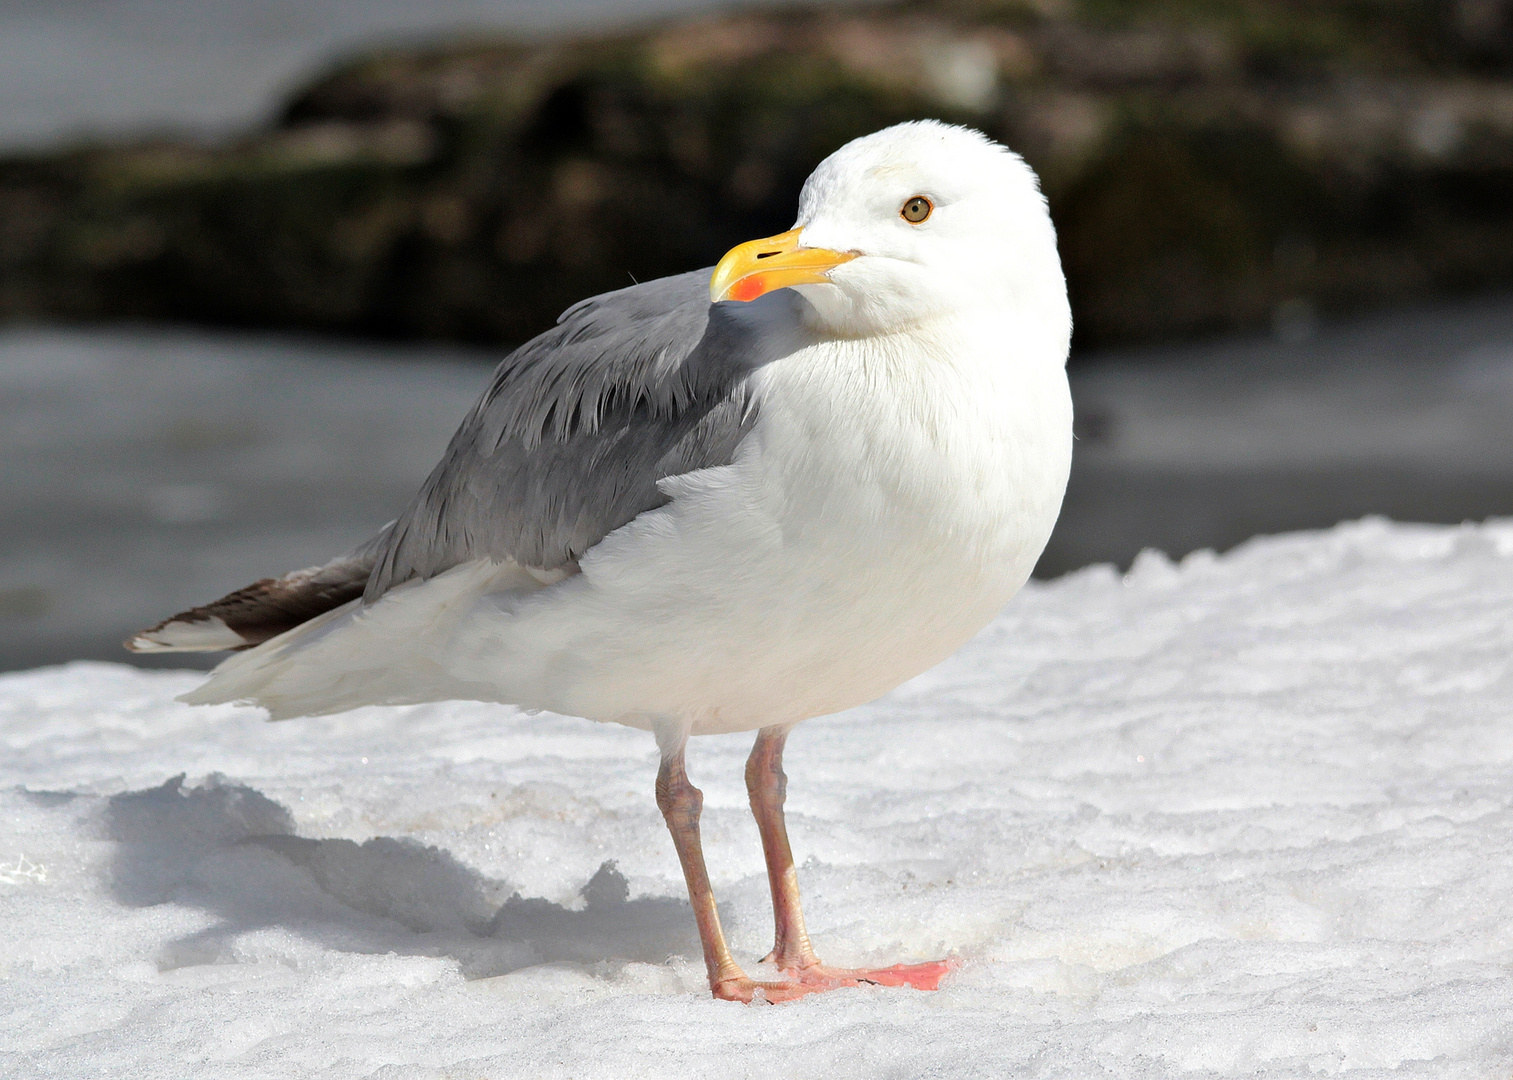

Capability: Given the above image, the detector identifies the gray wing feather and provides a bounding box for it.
[365,270,802,601]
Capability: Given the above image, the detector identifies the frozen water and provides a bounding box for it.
[3,517,1511,1077]
[0,325,489,671]
[1056,291,1513,573]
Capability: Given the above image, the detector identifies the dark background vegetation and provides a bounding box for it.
[6,0,1513,351]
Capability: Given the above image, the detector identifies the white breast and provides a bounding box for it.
[444,312,1073,734]
[195,312,1072,730]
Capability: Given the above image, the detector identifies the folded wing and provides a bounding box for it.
[126,270,797,653]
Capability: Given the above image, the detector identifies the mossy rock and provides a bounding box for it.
[5,0,1513,348]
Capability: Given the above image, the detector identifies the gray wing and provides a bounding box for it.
[364,269,804,601]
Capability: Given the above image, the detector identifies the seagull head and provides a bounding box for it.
[710,121,1067,340]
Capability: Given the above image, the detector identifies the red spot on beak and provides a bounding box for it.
[728,275,770,303]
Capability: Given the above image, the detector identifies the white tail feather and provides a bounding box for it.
[127,616,245,653]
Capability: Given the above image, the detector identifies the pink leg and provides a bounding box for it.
[745,726,955,993]
[657,747,815,1002]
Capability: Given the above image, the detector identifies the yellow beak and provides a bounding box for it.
[709,228,856,303]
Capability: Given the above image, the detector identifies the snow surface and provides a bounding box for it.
[3,517,1512,1077]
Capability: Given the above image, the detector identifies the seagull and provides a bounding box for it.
[128,120,1073,1002]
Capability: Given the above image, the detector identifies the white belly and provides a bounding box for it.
[444,326,1072,734]
[189,320,1072,731]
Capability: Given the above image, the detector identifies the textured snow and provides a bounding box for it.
[3,518,1512,1078]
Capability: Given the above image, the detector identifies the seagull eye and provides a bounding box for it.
[900,196,933,224]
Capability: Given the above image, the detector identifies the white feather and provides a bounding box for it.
[129,616,244,652]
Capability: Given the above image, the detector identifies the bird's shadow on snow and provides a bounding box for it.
[104,775,698,979]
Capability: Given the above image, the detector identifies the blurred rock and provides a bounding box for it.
[1453,0,1513,57]
[6,0,1513,348]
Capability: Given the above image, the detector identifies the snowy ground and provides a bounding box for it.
[4,517,1511,1078]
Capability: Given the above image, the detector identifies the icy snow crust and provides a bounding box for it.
[3,519,1511,1078]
